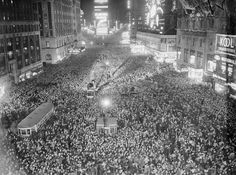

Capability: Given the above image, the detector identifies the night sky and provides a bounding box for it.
[81,0,127,24]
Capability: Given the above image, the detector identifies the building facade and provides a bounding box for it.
[176,0,236,96]
[0,0,42,84]
[33,0,81,64]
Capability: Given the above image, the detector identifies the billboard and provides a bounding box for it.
[94,0,109,35]
[216,34,236,57]
[213,54,236,83]
[145,0,164,29]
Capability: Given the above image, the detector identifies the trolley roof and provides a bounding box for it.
[18,102,54,129]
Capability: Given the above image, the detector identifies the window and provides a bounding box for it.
[21,130,26,135]
[0,26,3,34]
[0,55,6,75]
[233,68,236,83]
[190,50,195,64]
[192,38,195,46]
[15,37,20,50]
[9,63,14,73]
[197,52,203,68]
[207,55,216,72]
[209,18,214,28]
[7,38,13,51]
[200,39,203,47]
[178,36,181,44]
[186,37,190,45]
[0,39,4,53]
[46,41,50,48]
[17,55,22,69]
[27,129,31,135]
[184,49,188,63]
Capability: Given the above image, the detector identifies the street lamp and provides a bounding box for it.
[100,97,112,109]
[105,61,109,66]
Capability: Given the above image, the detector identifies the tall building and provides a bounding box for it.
[33,0,81,64]
[0,0,42,84]
[176,0,236,97]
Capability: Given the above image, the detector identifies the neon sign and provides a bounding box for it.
[145,0,164,29]
[216,34,236,57]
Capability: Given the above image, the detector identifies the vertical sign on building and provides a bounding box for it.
[214,34,236,88]
[94,0,109,35]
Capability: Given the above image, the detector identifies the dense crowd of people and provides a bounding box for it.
[0,40,236,175]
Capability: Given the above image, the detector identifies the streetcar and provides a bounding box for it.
[86,80,97,99]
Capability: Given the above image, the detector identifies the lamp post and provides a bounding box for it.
[100,97,112,134]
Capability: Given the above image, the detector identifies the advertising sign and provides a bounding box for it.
[145,0,164,29]
[213,54,236,83]
[216,34,236,57]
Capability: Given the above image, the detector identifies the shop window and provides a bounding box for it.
[9,63,14,73]
[200,39,203,47]
[196,52,203,68]
[27,129,31,135]
[17,55,22,69]
[7,38,13,51]
[0,55,6,74]
[46,41,50,48]
[221,63,226,75]
[0,26,3,34]
[233,69,236,83]
[184,49,188,63]
[7,51,14,60]
[25,55,29,66]
[0,39,4,53]
[190,50,195,65]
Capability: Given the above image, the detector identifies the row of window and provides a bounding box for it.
[178,17,215,30]
[0,24,39,34]
[0,35,41,74]
[0,0,37,21]
[183,49,203,68]
[178,35,211,49]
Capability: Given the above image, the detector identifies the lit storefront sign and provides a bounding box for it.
[188,67,204,82]
[215,83,226,93]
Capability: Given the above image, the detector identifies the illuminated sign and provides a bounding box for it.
[216,34,236,57]
[213,54,236,82]
[145,0,164,29]
[127,0,131,9]
[188,68,203,82]
[215,83,226,93]
[94,0,108,20]
[95,12,108,19]
[95,6,108,9]
[95,0,108,3]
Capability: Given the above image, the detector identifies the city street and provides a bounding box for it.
[0,31,235,174]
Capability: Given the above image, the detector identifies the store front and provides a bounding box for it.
[19,63,43,83]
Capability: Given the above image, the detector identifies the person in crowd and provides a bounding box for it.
[0,46,235,175]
